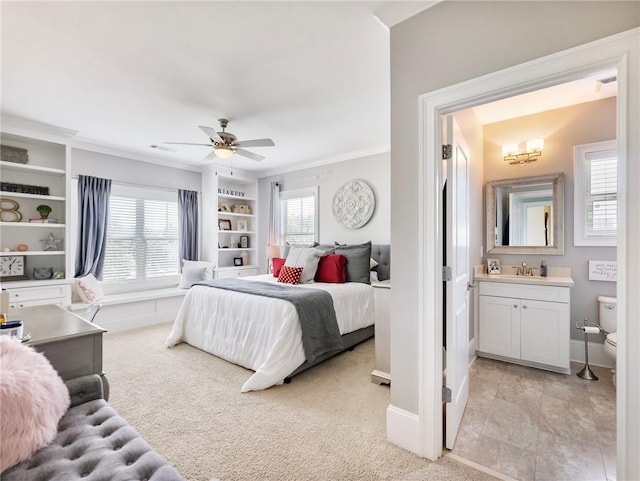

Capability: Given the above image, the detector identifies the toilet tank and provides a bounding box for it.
[598,295,617,333]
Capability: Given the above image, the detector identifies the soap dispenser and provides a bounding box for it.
[540,260,547,277]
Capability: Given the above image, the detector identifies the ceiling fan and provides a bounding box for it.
[165,118,275,161]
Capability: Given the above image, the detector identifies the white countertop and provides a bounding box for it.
[474,265,574,287]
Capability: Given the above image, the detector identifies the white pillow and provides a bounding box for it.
[370,257,379,270]
[179,260,214,288]
[74,274,105,303]
[284,247,323,284]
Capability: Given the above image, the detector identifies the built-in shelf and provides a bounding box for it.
[218,230,255,235]
[0,160,65,176]
[1,222,65,228]
[216,265,259,271]
[0,192,66,202]
[217,212,255,218]
[218,193,256,202]
[0,250,64,256]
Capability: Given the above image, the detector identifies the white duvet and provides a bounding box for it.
[165,275,374,392]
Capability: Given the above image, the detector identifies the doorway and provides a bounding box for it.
[415,30,635,475]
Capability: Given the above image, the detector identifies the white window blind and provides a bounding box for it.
[102,184,180,288]
[279,187,317,245]
[574,140,617,246]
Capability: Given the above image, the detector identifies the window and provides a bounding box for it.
[574,140,617,246]
[279,187,318,245]
[102,184,180,289]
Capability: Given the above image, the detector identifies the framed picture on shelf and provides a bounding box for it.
[233,257,243,266]
[240,235,249,248]
[237,220,248,231]
[218,218,232,231]
[487,258,501,275]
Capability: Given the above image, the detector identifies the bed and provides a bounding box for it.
[166,243,390,392]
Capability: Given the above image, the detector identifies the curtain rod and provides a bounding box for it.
[71,175,183,194]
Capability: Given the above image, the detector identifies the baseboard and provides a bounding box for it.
[387,404,421,455]
[570,339,614,368]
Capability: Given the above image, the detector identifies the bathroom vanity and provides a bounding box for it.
[476,267,574,374]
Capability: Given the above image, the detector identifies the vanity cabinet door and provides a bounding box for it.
[520,299,570,370]
[479,295,521,359]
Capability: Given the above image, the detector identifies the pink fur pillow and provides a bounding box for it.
[0,337,70,471]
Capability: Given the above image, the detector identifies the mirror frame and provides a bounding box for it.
[486,173,565,255]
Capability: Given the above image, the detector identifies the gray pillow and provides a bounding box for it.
[282,242,318,258]
[315,244,335,255]
[334,241,372,284]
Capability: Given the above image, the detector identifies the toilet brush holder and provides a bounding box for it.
[576,320,600,381]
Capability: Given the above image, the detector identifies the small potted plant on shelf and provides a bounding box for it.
[36,204,52,219]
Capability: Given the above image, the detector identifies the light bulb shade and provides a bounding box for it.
[526,138,544,152]
[266,245,281,259]
[502,144,518,156]
[215,147,234,158]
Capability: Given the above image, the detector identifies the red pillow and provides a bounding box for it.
[272,257,286,277]
[315,254,348,283]
[278,266,303,285]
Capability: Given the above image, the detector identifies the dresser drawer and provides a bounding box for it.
[215,268,259,279]
[10,297,68,309]
[9,284,70,302]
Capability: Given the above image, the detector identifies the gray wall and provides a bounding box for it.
[482,97,617,342]
[390,0,639,416]
[71,148,201,192]
[257,152,390,272]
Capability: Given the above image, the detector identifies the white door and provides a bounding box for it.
[444,116,470,450]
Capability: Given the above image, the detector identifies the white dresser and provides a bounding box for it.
[4,280,71,309]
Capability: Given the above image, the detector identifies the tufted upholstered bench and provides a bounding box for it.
[2,374,185,481]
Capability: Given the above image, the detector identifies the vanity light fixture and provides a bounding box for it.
[503,138,544,165]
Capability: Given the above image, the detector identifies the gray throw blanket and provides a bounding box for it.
[195,279,344,363]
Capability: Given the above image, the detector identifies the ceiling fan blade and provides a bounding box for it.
[164,142,212,146]
[199,125,223,143]
[236,149,264,161]
[235,138,275,148]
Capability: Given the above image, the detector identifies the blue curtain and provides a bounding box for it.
[178,189,198,261]
[75,175,111,279]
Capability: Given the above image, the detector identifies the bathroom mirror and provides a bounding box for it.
[486,173,564,255]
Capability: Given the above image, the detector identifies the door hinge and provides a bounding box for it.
[442,144,452,160]
[442,266,452,282]
[442,386,452,403]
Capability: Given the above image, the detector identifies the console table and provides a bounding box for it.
[9,305,109,397]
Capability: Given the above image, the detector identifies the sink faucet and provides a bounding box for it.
[516,262,533,276]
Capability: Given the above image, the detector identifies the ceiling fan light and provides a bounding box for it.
[215,146,234,159]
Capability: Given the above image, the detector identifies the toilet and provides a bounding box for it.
[598,295,617,385]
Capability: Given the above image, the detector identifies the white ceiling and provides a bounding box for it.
[1,2,617,176]
[1,1,390,175]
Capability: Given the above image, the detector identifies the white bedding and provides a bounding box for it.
[165,274,374,392]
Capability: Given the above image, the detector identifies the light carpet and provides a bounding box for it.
[103,323,498,481]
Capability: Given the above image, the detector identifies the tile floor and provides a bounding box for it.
[449,357,616,481]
